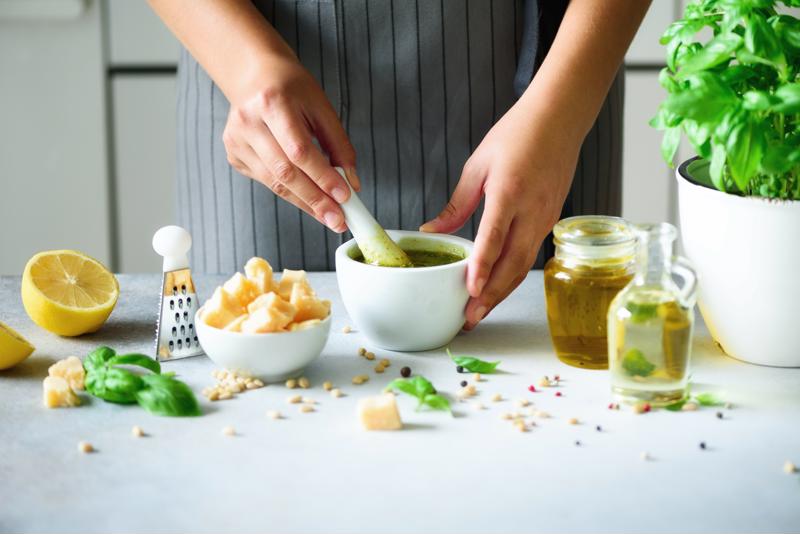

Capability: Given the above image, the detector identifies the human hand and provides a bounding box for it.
[420,106,578,329]
[222,51,358,233]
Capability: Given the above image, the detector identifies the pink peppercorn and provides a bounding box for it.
[528,385,536,393]
[643,403,651,413]
[608,402,614,409]
[554,375,560,381]
[555,391,562,397]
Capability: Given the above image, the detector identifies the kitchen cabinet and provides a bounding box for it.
[106,0,178,66]
[111,77,177,273]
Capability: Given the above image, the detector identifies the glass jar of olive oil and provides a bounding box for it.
[544,216,636,369]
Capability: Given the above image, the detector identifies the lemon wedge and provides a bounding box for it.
[0,322,35,370]
[21,250,119,336]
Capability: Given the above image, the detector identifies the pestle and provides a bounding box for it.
[334,167,411,267]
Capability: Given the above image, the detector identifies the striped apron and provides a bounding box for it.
[176,0,623,273]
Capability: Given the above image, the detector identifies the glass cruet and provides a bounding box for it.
[606,223,698,405]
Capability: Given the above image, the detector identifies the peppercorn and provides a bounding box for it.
[716,411,723,419]
[460,380,468,387]
[456,365,464,373]
[555,391,562,397]
[400,366,411,378]
[596,425,602,432]
[699,441,707,450]
[575,440,582,447]
[528,385,536,393]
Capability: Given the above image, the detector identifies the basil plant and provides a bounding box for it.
[651,0,800,200]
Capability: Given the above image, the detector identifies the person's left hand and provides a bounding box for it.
[420,104,579,329]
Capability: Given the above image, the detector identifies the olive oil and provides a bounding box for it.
[543,216,636,369]
[608,291,693,404]
[544,262,633,369]
[606,223,697,405]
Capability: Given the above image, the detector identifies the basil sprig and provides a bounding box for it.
[385,375,450,413]
[447,348,501,374]
[83,346,200,417]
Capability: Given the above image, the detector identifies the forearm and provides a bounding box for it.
[518,0,651,147]
[147,0,294,103]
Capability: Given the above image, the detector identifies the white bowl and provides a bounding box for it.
[335,230,473,351]
[195,309,331,382]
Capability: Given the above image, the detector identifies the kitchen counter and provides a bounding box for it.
[1,273,799,533]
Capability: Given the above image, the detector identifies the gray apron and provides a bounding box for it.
[176,0,623,273]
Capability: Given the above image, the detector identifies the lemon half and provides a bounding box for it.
[22,250,119,337]
[0,322,35,370]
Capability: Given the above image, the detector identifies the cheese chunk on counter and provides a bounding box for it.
[43,376,81,408]
[48,356,85,390]
[358,393,403,431]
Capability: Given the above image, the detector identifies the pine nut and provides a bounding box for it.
[323,381,333,391]
[473,373,481,382]
[218,391,233,400]
[682,402,698,411]
[208,390,220,401]
[535,410,550,419]
[358,347,367,356]
[567,417,579,425]
[287,395,302,404]
[252,379,264,387]
[538,377,551,387]
[374,364,385,373]
[131,426,145,438]
[300,404,314,413]
[491,393,502,402]
[501,412,513,420]
[472,402,485,411]
[380,359,391,367]
[352,374,369,385]
[298,377,310,389]
[222,426,235,436]
[341,325,352,333]
[301,397,315,404]
[516,398,530,407]
[784,461,797,474]
[331,388,343,398]
[78,441,94,453]
[267,410,282,420]
[285,378,298,389]
[365,352,376,361]
[465,384,476,395]
[640,451,651,461]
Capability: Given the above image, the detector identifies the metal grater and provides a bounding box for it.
[152,226,204,361]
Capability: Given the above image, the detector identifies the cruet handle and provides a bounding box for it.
[671,255,698,308]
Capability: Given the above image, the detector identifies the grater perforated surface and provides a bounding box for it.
[155,268,203,361]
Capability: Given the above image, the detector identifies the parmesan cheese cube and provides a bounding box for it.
[290,282,331,322]
[202,287,245,329]
[48,356,85,390]
[243,292,296,333]
[358,393,403,431]
[244,257,274,294]
[276,269,308,300]
[222,272,259,308]
[43,376,81,408]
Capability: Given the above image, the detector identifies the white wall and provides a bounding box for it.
[0,0,109,274]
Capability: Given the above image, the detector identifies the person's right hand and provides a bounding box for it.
[222,51,358,233]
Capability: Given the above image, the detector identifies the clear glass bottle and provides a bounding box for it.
[607,223,697,405]
[544,216,636,369]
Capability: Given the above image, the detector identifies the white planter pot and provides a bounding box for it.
[676,158,800,367]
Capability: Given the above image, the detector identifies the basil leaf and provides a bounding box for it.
[709,143,728,191]
[86,366,142,404]
[622,348,656,377]
[745,13,785,65]
[135,374,201,417]
[664,399,688,411]
[695,393,724,406]
[664,73,737,123]
[84,346,116,373]
[385,378,424,399]
[679,32,742,73]
[422,394,451,412]
[774,83,800,113]
[108,353,161,375]
[447,348,501,374]
[726,116,765,191]
[661,126,682,166]
[626,302,659,323]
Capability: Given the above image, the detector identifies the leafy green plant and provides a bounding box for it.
[83,346,200,417]
[384,375,451,412]
[652,0,800,199]
[621,348,656,377]
[446,348,501,374]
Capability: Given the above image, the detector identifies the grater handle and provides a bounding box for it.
[153,225,192,272]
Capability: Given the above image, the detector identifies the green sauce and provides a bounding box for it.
[352,243,465,268]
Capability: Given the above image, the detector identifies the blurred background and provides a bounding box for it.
[0,0,693,275]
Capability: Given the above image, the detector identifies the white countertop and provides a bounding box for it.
[1,272,799,533]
